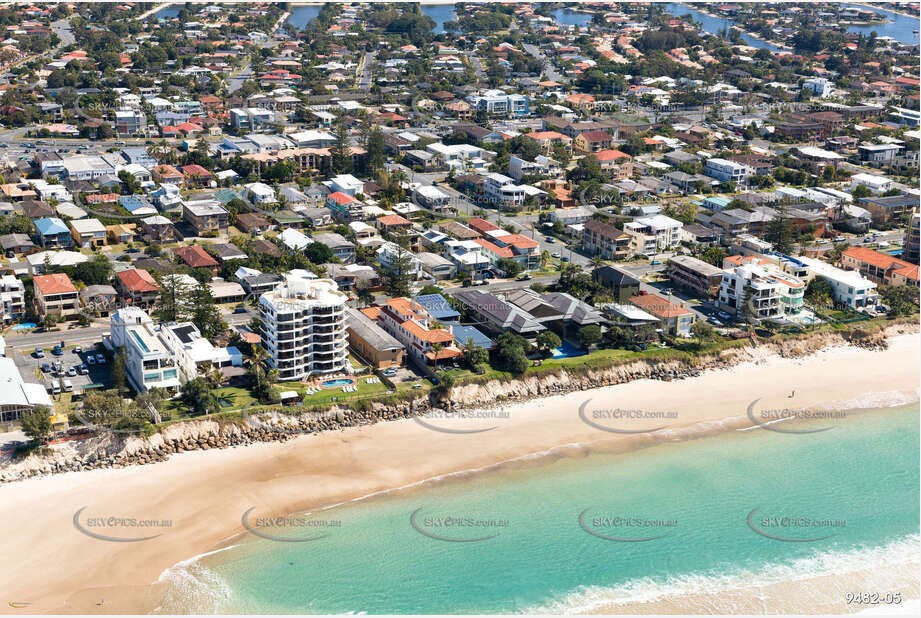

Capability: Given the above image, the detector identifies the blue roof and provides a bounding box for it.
[414,293,460,321]
[118,196,154,212]
[448,324,495,350]
[34,217,69,235]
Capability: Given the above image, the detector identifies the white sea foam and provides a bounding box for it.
[154,545,240,614]
[525,534,921,614]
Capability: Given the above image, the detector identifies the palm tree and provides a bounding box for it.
[590,255,604,270]
[206,365,224,389]
[248,345,268,368]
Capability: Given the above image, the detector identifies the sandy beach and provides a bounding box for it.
[1,334,918,614]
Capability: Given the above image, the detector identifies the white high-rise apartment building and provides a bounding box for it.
[258,272,349,381]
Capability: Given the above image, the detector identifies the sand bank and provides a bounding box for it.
[0,334,918,614]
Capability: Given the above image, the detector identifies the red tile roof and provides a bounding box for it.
[629,294,692,318]
[377,214,411,226]
[468,217,500,234]
[34,273,77,295]
[173,245,218,269]
[117,268,159,293]
[327,191,354,206]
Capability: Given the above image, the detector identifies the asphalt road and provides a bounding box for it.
[358,51,377,93]
[522,43,566,83]
[4,311,255,355]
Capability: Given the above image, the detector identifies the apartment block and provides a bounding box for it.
[667,256,726,297]
[0,274,25,320]
[718,262,806,320]
[258,274,349,381]
[582,219,631,260]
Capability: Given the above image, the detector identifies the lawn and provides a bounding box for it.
[157,379,393,420]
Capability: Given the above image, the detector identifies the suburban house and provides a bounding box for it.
[629,293,695,336]
[116,268,161,307]
[592,266,641,302]
[34,217,72,249]
[33,273,79,319]
[173,245,219,273]
[69,218,107,248]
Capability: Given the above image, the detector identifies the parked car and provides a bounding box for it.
[52,346,64,356]
[34,347,44,358]
[87,356,96,366]
[718,311,732,320]
[545,237,555,243]
[63,379,73,392]
[474,279,488,286]
[96,354,106,364]
[67,366,77,377]
[516,273,532,281]
[41,362,51,373]
[78,364,89,375]
[73,346,82,355]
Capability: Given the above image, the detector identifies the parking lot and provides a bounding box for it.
[13,340,112,396]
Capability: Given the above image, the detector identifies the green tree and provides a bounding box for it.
[154,274,193,323]
[190,282,226,339]
[497,258,523,277]
[181,377,220,416]
[535,331,562,356]
[111,349,127,393]
[577,324,602,349]
[462,338,488,369]
[697,246,727,267]
[804,277,834,309]
[690,320,715,348]
[383,243,414,298]
[878,285,919,316]
[330,115,353,174]
[765,206,796,254]
[118,169,141,194]
[21,405,53,443]
[495,332,531,374]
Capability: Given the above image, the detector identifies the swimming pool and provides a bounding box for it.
[322,378,355,388]
[11,323,37,330]
[551,343,586,358]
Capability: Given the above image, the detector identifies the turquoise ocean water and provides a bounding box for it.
[158,404,920,614]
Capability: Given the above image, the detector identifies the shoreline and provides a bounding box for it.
[0,334,917,614]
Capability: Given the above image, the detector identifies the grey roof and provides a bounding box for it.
[668,255,725,277]
[0,233,35,250]
[80,284,117,298]
[593,265,640,287]
[504,289,563,321]
[541,292,604,325]
[453,290,545,334]
[211,243,248,260]
[346,307,403,351]
[313,232,355,250]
